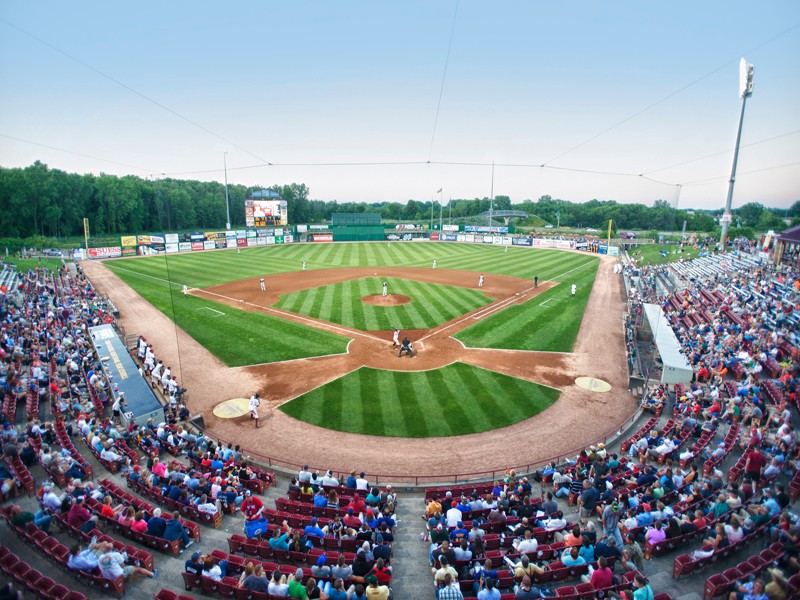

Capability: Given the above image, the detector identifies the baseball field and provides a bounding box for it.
[103,242,600,440]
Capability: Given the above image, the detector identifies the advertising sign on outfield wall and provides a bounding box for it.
[256,237,266,246]
[121,247,137,256]
[247,238,257,247]
[88,247,122,258]
[465,234,475,243]
[165,243,179,254]
[430,233,439,241]
[512,237,533,247]
[296,224,308,233]
[226,239,237,249]
[120,236,137,247]
[215,240,227,249]
[179,242,192,252]
[285,235,294,243]
[165,233,179,244]
[314,234,334,242]
[465,225,509,234]
[203,241,216,250]
[440,233,458,241]
[237,238,247,247]
[442,224,459,232]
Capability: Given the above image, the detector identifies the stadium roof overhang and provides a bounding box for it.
[642,303,694,385]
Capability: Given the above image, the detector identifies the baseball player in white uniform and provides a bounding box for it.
[249,393,261,428]
[478,274,484,287]
[382,281,388,297]
[392,329,400,348]
[259,277,266,292]
[571,283,577,297]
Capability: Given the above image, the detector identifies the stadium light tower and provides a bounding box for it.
[720,58,754,250]
[224,152,231,231]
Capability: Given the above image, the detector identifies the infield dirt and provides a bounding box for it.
[83,254,634,478]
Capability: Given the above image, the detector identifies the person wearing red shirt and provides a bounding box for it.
[744,448,767,485]
[369,558,392,586]
[240,490,264,522]
[347,493,366,516]
[588,556,614,589]
[66,496,95,533]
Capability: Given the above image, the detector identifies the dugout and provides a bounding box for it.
[641,303,694,384]
[89,324,165,428]
[331,213,384,242]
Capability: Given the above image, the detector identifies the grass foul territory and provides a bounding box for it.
[279,363,560,437]
[275,277,491,331]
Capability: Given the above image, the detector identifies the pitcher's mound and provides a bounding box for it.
[362,294,411,306]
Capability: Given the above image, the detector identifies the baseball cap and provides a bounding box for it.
[191,551,202,562]
[317,554,327,567]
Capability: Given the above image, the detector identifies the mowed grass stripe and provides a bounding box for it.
[455,259,599,352]
[275,276,491,331]
[280,363,559,437]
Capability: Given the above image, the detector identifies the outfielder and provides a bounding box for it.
[249,393,261,428]
[571,283,577,297]
[432,259,437,269]
[382,281,388,297]
[182,285,188,298]
[302,261,306,271]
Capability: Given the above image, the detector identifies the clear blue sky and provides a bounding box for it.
[1,1,798,211]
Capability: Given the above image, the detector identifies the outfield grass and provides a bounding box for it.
[106,264,349,366]
[454,259,599,352]
[105,243,597,362]
[275,277,491,331]
[279,363,560,437]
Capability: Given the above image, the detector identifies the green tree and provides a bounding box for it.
[737,202,765,228]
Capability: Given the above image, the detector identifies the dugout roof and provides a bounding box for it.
[89,324,165,428]
[642,303,694,385]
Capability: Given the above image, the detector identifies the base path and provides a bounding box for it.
[82,254,635,479]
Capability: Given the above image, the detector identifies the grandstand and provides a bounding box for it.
[0,242,797,599]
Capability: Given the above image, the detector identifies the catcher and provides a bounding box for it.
[398,336,414,358]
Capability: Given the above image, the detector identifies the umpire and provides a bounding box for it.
[398,337,414,358]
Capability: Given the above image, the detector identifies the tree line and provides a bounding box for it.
[0,162,797,243]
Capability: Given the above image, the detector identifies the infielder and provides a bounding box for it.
[534,275,539,288]
[478,274,484,287]
[249,393,261,428]
[432,259,437,269]
[392,328,400,348]
[382,281,388,297]
[260,276,266,292]
[571,283,577,297]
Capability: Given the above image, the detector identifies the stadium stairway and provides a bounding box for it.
[387,494,431,598]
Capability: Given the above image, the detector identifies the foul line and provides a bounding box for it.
[198,306,225,316]
[551,258,598,281]
[109,265,184,288]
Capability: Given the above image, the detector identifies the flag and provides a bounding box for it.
[436,188,442,193]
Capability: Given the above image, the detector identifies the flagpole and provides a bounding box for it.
[448,197,452,225]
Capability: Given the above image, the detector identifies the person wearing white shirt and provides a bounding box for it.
[445,502,462,528]
[513,530,538,554]
[356,472,369,491]
[100,446,122,463]
[320,470,339,487]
